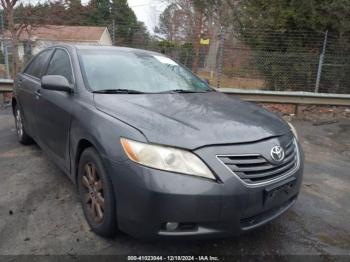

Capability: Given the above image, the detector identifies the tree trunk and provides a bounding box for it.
[5,5,19,78]
[10,37,20,79]
[205,21,220,79]
[191,8,203,74]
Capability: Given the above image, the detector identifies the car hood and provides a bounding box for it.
[94,92,290,149]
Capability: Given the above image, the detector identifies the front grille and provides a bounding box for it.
[217,139,298,184]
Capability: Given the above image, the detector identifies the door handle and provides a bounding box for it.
[35,89,41,99]
[16,80,22,88]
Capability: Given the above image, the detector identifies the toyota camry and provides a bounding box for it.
[12,45,303,239]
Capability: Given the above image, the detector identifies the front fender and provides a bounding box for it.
[69,104,147,184]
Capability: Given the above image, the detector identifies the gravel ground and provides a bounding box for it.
[0,107,349,257]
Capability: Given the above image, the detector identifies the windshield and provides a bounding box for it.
[78,50,212,93]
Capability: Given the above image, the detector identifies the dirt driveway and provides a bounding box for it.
[0,107,349,257]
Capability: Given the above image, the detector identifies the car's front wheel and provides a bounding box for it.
[77,147,117,238]
[14,105,33,145]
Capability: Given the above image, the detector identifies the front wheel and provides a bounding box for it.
[14,105,33,145]
[77,148,117,238]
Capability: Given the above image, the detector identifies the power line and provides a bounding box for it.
[129,3,150,8]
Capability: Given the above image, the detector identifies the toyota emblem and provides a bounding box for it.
[271,146,285,162]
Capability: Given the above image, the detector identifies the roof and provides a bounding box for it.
[41,44,162,56]
[6,25,108,42]
[74,45,160,54]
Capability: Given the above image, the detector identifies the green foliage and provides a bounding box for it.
[157,40,194,68]
[235,0,350,93]
[158,40,177,54]
[87,0,111,25]
[110,0,139,44]
[178,42,194,68]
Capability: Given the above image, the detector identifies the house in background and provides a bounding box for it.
[3,25,112,62]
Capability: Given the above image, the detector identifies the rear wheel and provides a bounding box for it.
[77,147,117,238]
[14,105,33,145]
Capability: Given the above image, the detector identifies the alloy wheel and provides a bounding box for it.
[15,109,23,139]
[82,162,105,223]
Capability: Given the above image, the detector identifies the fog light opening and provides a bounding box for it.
[162,222,197,232]
[165,222,179,231]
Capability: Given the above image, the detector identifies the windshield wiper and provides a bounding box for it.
[92,89,145,94]
[163,89,210,94]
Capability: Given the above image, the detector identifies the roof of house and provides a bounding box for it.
[6,25,109,42]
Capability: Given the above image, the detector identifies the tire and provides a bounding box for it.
[77,147,117,238]
[14,105,33,145]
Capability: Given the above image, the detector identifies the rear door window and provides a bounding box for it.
[24,50,53,79]
[45,49,73,83]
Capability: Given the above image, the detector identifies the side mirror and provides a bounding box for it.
[41,75,72,92]
[202,78,210,84]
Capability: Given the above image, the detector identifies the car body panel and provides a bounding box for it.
[35,89,73,170]
[15,75,41,137]
[94,92,290,149]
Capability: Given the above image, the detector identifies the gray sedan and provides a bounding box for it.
[12,45,303,239]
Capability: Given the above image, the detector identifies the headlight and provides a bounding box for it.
[288,122,298,140]
[120,138,216,180]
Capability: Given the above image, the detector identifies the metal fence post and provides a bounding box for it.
[216,27,225,89]
[315,30,328,93]
[112,19,116,45]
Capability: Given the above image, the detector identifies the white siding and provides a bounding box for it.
[98,28,113,46]
[18,44,25,61]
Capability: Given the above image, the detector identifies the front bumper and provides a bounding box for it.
[105,136,304,239]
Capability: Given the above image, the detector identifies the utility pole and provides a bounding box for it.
[315,30,328,93]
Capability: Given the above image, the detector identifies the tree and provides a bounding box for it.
[13,0,150,47]
[86,0,111,25]
[130,21,150,48]
[233,0,350,92]
[111,0,137,44]
[157,0,235,73]
[157,0,210,72]
[1,0,21,77]
[155,3,189,41]
[190,0,205,73]
[84,0,149,46]
[65,0,90,25]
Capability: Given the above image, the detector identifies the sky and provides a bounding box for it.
[23,0,168,33]
[127,0,167,32]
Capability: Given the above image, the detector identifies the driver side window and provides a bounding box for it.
[24,50,53,79]
[46,49,73,83]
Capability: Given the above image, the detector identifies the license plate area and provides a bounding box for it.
[264,177,296,206]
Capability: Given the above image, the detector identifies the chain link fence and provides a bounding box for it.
[1,20,349,95]
[154,29,350,94]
